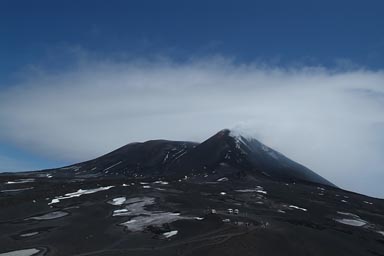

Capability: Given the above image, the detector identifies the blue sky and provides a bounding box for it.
[1,0,384,197]
[1,0,384,79]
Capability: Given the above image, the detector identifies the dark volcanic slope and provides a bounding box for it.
[0,129,383,256]
[169,129,335,187]
[30,129,335,188]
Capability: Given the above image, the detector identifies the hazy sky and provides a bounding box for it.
[1,0,384,198]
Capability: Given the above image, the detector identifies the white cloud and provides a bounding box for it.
[0,57,383,197]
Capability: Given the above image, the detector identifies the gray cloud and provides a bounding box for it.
[0,57,383,198]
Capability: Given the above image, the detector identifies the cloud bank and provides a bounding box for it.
[0,57,383,197]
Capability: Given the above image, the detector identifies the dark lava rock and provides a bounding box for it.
[0,129,383,256]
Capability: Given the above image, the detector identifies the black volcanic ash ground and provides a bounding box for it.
[0,130,383,256]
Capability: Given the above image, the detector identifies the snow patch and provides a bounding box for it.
[48,186,114,205]
[229,129,282,159]
[288,205,307,212]
[112,197,155,217]
[113,209,129,215]
[153,181,169,185]
[5,179,35,184]
[335,218,367,227]
[103,161,122,173]
[20,232,39,238]
[0,249,40,256]
[108,197,126,206]
[334,212,368,227]
[163,230,178,238]
[112,197,196,231]
[162,152,170,163]
[120,212,189,232]
[235,186,267,194]
[173,149,188,161]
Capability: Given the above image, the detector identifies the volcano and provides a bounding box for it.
[33,129,335,188]
[0,129,383,256]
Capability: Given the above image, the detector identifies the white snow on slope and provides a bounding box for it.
[229,129,281,159]
[335,218,367,227]
[48,186,114,205]
[5,179,35,184]
[121,213,187,232]
[111,197,196,231]
[288,205,307,212]
[153,181,169,185]
[334,212,368,227]
[0,248,40,256]
[108,197,126,206]
[20,232,39,237]
[235,186,267,194]
[103,161,122,173]
[163,230,178,238]
[113,197,155,216]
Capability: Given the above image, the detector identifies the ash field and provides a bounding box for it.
[1,129,383,256]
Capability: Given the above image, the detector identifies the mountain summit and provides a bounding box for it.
[1,129,383,256]
[36,129,335,188]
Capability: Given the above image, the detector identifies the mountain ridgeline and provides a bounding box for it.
[4,129,384,256]
[44,129,335,187]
